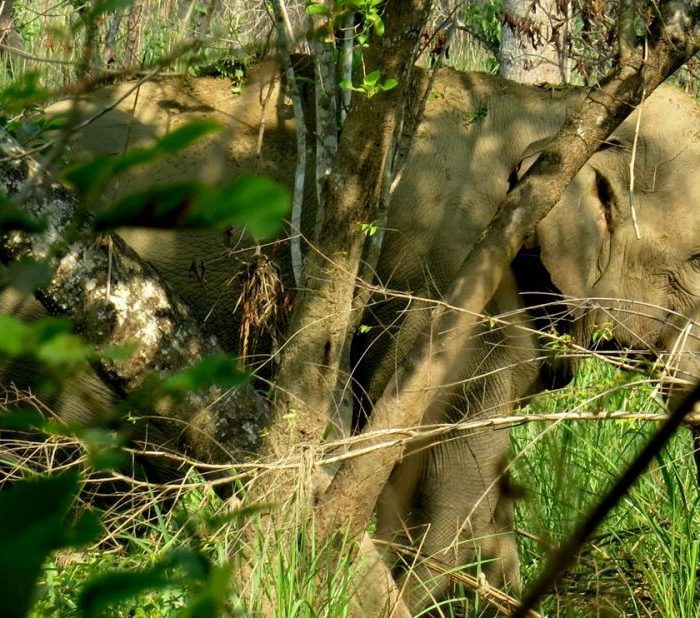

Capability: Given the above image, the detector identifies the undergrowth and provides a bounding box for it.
[2,2,699,617]
[513,360,700,617]
[7,360,695,617]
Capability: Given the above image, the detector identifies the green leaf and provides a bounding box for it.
[163,354,248,394]
[96,176,289,237]
[0,314,35,357]
[94,182,202,229]
[0,408,45,430]
[0,71,50,114]
[305,3,330,15]
[117,120,222,171]
[0,316,79,362]
[36,333,91,366]
[80,428,127,471]
[379,78,398,92]
[79,549,211,617]
[31,317,74,343]
[0,258,52,294]
[63,121,222,202]
[338,79,354,91]
[178,564,234,618]
[63,510,104,547]
[89,449,128,471]
[89,0,134,18]
[79,563,173,618]
[0,471,97,618]
[99,342,138,363]
[210,175,290,238]
[168,547,210,580]
[61,155,116,200]
[363,70,381,87]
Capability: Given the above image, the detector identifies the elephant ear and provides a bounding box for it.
[535,163,615,298]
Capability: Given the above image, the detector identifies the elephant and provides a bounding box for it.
[350,71,700,612]
[1,58,699,614]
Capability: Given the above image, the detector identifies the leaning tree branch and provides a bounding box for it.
[314,0,700,544]
[0,132,269,467]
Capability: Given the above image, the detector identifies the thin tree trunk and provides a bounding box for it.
[259,0,432,489]
[310,3,338,211]
[500,0,567,84]
[125,2,143,67]
[0,0,22,75]
[270,0,307,286]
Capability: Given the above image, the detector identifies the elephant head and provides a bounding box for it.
[535,86,700,390]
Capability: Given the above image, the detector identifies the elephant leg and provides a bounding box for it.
[383,424,519,615]
[480,487,520,591]
[376,443,424,562]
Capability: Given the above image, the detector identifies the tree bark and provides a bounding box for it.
[240,3,430,614]
[0,133,268,467]
[270,0,307,286]
[0,0,13,36]
[500,0,568,83]
[314,0,700,543]
[310,3,339,210]
[0,0,23,75]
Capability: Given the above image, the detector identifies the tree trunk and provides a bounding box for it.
[0,0,23,76]
[0,133,268,470]
[238,2,431,614]
[0,0,13,35]
[500,0,568,83]
[258,0,431,494]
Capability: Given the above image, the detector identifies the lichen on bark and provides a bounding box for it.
[0,129,269,466]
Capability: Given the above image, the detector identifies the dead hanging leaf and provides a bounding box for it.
[231,253,290,364]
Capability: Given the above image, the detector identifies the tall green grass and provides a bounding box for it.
[512,360,700,617]
[22,360,698,617]
[24,465,359,617]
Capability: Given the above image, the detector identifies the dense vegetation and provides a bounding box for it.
[1,1,699,616]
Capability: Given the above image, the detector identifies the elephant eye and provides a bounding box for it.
[593,168,616,230]
[689,253,700,271]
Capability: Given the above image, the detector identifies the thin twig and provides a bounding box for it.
[256,73,278,157]
[269,0,306,286]
[628,37,648,240]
